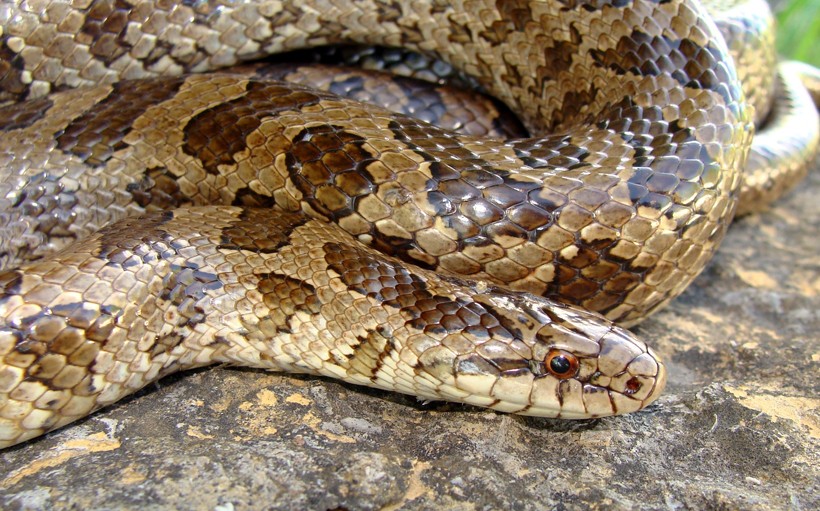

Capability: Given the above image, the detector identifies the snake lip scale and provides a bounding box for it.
[0,0,816,448]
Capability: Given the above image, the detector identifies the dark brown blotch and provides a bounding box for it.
[231,187,277,208]
[126,167,189,209]
[56,77,186,166]
[479,0,532,44]
[325,242,504,338]
[95,210,176,262]
[590,31,735,105]
[0,33,30,101]
[183,81,323,175]
[257,273,321,334]
[0,96,53,131]
[536,25,581,85]
[285,124,375,220]
[344,326,396,381]
[217,208,307,253]
[79,0,133,64]
[259,273,319,313]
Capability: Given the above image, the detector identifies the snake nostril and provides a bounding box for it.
[624,377,642,395]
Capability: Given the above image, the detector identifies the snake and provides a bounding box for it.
[0,0,817,449]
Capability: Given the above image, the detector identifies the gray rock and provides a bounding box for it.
[1,167,817,510]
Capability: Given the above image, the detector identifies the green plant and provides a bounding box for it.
[775,0,820,66]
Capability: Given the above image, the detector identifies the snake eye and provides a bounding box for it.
[545,350,579,379]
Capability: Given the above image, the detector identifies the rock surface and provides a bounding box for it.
[1,164,818,509]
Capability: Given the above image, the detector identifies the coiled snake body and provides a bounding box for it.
[0,0,817,448]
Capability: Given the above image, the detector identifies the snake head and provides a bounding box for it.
[424,289,666,419]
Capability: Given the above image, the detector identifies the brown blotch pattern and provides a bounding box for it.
[0,0,795,449]
[536,26,582,85]
[324,241,513,341]
[0,34,29,102]
[231,187,278,208]
[217,208,307,254]
[590,32,735,105]
[257,273,321,334]
[4,300,120,394]
[79,0,132,65]
[56,77,186,166]
[341,327,396,381]
[95,209,176,262]
[126,167,190,209]
[0,96,53,131]
[286,125,376,219]
[183,81,324,175]
[478,0,533,43]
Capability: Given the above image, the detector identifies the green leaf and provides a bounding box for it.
[775,0,820,66]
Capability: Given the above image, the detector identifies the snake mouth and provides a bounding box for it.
[577,344,667,417]
[616,345,667,412]
[641,350,667,408]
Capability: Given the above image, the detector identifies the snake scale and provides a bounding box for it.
[0,0,817,448]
